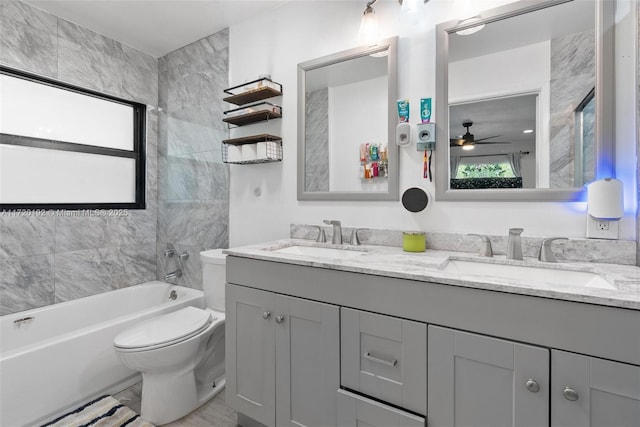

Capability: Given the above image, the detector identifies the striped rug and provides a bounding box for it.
[41,395,154,427]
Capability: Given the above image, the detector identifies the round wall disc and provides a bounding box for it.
[402,187,429,212]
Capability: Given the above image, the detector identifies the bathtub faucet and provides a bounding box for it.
[165,270,182,281]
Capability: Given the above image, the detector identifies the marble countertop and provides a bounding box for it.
[224,239,640,310]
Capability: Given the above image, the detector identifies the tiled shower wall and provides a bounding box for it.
[0,0,158,315]
[549,29,595,189]
[156,30,230,289]
[305,88,329,192]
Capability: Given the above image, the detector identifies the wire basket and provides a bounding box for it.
[223,140,283,164]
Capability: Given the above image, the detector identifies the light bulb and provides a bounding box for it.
[462,144,475,151]
[404,0,418,13]
[358,6,380,46]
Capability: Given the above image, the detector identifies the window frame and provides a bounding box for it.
[0,66,146,211]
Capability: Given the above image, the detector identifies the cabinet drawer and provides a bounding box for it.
[341,307,427,415]
[337,389,425,427]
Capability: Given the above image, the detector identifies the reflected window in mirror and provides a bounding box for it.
[449,94,537,189]
[574,88,596,187]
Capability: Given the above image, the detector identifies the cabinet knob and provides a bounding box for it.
[525,379,540,393]
[275,315,285,324]
[563,387,579,401]
[262,311,271,320]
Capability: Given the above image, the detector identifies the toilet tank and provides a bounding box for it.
[200,249,227,312]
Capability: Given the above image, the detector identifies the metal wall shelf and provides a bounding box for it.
[222,109,282,127]
[224,79,282,106]
[222,78,283,165]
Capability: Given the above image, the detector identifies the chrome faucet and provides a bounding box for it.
[468,234,493,257]
[310,225,327,243]
[350,228,368,246]
[323,220,343,244]
[506,228,524,260]
[538,237,568,263]
[165,269,182,281]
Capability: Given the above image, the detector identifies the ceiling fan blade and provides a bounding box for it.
[474,141,512,145]
[474,135,502,142]
[449,138,465,146]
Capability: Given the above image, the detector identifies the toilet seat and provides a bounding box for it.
[114,307,218,352]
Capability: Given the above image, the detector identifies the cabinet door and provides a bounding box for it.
[226,284,277,427]
[341,307,427,415]
[428,325,549,427]
[275,295,340,427]
[552,350,640,427]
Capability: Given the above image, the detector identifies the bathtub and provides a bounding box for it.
[0,281,204,427]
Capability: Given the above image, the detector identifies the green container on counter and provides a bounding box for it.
[402,231,426,252]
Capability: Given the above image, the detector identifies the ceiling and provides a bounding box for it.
[449,94,537,153]
[25,0,289,58]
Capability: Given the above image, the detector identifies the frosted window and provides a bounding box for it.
[0,74,134,150]
[0,68,145,209]
[0,145,136,204]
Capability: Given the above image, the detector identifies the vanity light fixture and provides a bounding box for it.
[455,17,485,35]
[359,0,430,44]
[358,0,380,45]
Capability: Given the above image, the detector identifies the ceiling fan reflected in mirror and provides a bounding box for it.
[450,121,511,150]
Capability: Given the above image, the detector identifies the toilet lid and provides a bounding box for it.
[114,307,214,350]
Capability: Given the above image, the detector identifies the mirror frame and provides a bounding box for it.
[435,0,614,202]
[297,36,399,201]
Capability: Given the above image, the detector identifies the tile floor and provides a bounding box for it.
[114,382,238,427]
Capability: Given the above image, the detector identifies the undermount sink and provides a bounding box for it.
[441,259,616,290]
[270,244,367,260]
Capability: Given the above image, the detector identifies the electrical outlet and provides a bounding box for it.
[586,216,618,239]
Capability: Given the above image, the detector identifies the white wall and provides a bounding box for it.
[228,0,637,247]
[329,75,388,192]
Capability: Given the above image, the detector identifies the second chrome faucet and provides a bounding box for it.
[323,220,343,244]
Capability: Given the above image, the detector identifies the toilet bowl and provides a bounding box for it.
[113,249,227,425]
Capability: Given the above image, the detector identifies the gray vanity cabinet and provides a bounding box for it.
[551,350,640,427]
[341,307,427,415]
[427,325,550,427]
[226,283,340,427]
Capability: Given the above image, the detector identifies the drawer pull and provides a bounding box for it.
[364,352,397,367]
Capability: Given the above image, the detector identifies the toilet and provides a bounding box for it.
[113,249,227,425]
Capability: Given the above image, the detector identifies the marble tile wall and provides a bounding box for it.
[291,224,638,266]
[305,88,329,192]
[0,0,158,315]
[580,97,596,185]
[156,30,230,290]
[549,30,595,188]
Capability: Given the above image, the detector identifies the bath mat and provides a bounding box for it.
[41,395,155,427]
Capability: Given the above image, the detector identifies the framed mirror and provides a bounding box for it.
[435,0,614,201]
[297,36,398,201]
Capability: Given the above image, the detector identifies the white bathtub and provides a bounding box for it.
[0,281,204,427]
